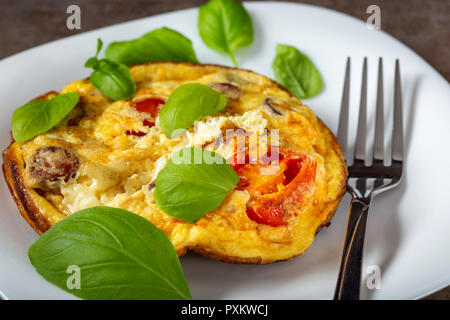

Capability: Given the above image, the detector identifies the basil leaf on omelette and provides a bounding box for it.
[154,147,239,223]
[85,38,136,101]
[12,92,79,142]
[159,83,227,138]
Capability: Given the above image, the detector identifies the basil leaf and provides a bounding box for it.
[85,38,136,101]
[105,27,199,65]
[12,92,79,142]
[94,38,103,58]
[84,38,103,68]
[89,59,136,101]
[272,44,323,99]
[28,206,191,300]
[159,83,227,138]
[198,0,253,66]
[154,148,239,223]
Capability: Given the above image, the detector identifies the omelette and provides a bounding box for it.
[3,62,347,264]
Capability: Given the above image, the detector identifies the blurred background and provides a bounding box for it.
[0,0,448,299]
[1,0,448,81]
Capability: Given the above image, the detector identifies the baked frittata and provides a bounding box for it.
[3,62,347,264]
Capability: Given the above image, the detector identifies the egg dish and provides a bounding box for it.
[3,62,347,264]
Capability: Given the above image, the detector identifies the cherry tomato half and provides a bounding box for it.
[229,146,316,226]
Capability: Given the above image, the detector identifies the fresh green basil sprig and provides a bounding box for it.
[272,44,323,99]
[154,147,239,222]
[159,83,227,138]
[105,27,199,65]
[198,0,253,66]
[85,39,136,101]
[28,206,191,300]
[12,92,79,142]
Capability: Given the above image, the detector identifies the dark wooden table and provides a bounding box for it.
[0,0,448,300]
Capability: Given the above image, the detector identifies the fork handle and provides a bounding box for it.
[334,196,372,300]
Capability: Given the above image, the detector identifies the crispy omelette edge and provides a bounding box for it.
[2,62,348,263]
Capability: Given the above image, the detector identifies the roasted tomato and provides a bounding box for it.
[127,98,164,136]
[142,119,155,128]
[125,130,146,137]
[228,146,317,227]
[133,98,165,118]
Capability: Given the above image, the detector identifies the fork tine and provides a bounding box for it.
[354,57,368,161]
[337,57,351,156]
[392,59,403,161]
[373,58,384,162]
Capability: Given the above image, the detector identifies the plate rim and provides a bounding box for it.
[0,1,449,300]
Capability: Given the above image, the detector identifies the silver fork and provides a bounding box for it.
[333,57,404,300]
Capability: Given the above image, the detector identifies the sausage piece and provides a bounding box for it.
[210,83,241,100]
[29,146,79,182]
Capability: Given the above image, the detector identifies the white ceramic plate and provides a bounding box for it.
[0,2,449,300]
